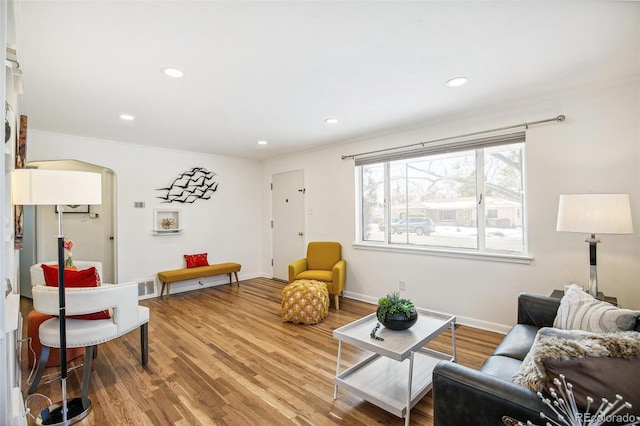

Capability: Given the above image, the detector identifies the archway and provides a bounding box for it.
[19,160,117,296]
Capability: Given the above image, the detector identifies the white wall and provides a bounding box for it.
[28,131,264,293]
[24,81,639,330]
[262,81,640,331]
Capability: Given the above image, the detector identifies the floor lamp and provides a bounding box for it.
[556,193,633,298]
[11,168,102,426]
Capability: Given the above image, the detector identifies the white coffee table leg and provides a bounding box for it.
[450,321,457,362]
[405,351,415,426]
[334,340,342,399]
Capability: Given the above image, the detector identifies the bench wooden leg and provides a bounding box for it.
[160,282,171,298]
[228,272,240,286]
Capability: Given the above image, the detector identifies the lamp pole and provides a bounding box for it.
[585,234,600,298]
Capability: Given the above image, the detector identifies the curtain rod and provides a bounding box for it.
[341,114,566,160]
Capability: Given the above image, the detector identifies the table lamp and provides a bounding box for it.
[556,193,633,298]
[11,168,102,426]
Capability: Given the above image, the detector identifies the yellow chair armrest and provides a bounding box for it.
[288,258,308,283]
[332,259,347,292]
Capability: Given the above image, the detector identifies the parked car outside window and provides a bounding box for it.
[391,218,436,236]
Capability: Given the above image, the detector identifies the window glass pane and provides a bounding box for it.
[484,143,525,252]
[391,151,477,249]
[362,164,384,242]
[389,163,409,244]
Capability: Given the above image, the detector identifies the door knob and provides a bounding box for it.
[298,232,304,236]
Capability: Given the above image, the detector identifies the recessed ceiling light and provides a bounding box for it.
[119,114,135,121]
[446,77,469,87]
[325,118,338,124]
[161,67,184,78]
[257,140,268,145]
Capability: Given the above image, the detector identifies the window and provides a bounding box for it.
[358,132,527,255]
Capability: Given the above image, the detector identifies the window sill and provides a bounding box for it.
[352,242,533,264]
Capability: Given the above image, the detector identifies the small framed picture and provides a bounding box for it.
[55,204,90,214]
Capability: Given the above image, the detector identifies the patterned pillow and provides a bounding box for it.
[184,253,209,268]
[553,286,640,333]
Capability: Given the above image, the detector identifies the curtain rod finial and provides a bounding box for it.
[557,115,566,122]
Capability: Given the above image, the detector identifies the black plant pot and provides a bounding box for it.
[377,307,418,330]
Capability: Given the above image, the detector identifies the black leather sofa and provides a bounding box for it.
[433,292,640,426]
[432,293,562,426]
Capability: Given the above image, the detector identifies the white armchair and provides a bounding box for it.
[27,281,150,394]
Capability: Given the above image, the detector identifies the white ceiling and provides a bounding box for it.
[18,1,640,161]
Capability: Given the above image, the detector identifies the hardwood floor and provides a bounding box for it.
[20,278,503,425]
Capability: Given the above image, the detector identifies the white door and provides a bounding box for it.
[272,170,305,281]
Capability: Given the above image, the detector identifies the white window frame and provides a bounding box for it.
[354,132,531,264]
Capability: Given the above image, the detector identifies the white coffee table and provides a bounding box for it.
[333,308,456,426]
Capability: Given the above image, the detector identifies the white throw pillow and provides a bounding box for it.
[553,286,640,333]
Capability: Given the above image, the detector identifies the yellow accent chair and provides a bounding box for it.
[288,242,346,310]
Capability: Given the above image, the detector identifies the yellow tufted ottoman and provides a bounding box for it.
[281,279,329,325]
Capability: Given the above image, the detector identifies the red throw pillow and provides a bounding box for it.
[184,253,209,268]
[41,264,111,320]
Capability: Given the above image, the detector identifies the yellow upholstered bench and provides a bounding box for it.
[281,279,329,325]
[158,262,241,297]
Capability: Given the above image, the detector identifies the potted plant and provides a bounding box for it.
[370,292,418,341]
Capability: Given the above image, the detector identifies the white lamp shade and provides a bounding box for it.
[11,169,102,206]
[556,193,633,234]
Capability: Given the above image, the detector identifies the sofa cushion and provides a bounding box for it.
[491,324,539,361]
[513,327,640,411]
[41,264,111,320]
[479,355,524,383]
[543,357,640,415]
[42,264,100,288]
[306,242,341,271]
[553,286,640,333]
[295,270,332,282]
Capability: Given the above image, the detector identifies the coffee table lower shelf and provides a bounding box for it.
[334,348,451,418]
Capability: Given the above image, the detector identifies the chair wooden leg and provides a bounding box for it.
[334,294,340,310]
[28,346,51,394]
[140,323,149,366]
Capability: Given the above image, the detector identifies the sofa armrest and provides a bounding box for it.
[432,361,549,426]
[517,293,560,327]
[288,258,307,283]
[331,259,346,291]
